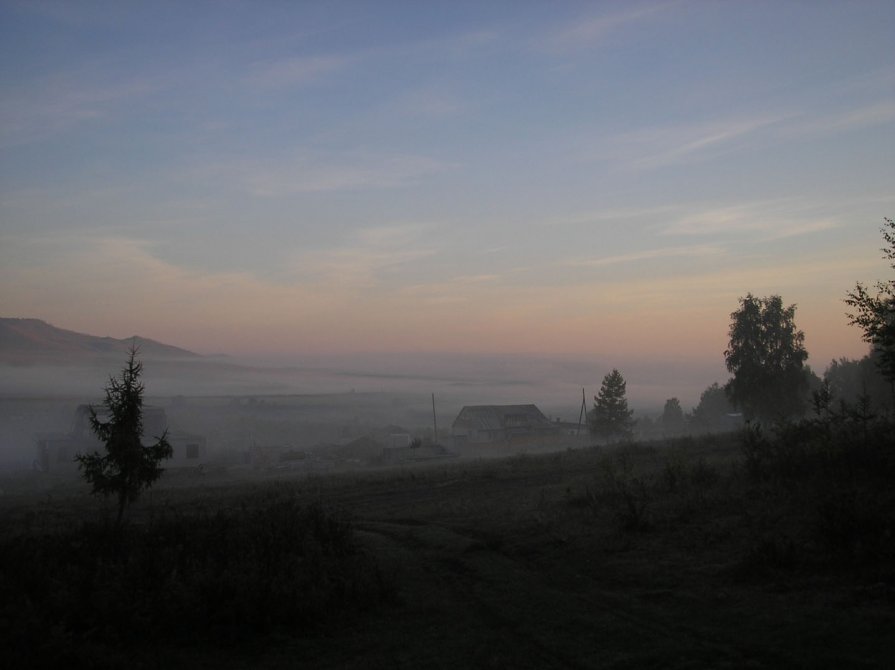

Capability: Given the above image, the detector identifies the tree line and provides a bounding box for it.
[590,217,895,442]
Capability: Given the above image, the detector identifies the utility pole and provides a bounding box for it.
[432,392,438,445]
[576,387,587,436]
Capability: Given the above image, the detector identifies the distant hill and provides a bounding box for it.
[0,318,199,363]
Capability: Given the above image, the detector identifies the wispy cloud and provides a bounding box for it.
[603,97,895,172]
[568,244,724,268]
[659,200,840,240]
[294,246,434,288]
[390,85,470,119]
[401,273,502,306]
[0,234,370,354]
[0,70,165,147]
[355,223,435,247]
[615,115,790,170]
[197,152,450,196]
[763,219,839,241]
[290,223,437,288]
[252,154,447,195]
[537,198,844,244]
[449,274,500,284]
[245,55,350,89]
[1,231,441,352]
[825,66,895,99]
[543,205,680,227]
[662,202,787,236]
[540,4,669,52]
[394,27,503,62]
[782,101,895,138]
[247,24,501,93]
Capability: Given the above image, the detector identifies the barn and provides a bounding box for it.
[450,404,557,446]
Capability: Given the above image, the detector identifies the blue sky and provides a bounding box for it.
[1,1,894,377]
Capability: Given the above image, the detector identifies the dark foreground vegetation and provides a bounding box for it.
[2,410,894,668]
[0,494,393,668]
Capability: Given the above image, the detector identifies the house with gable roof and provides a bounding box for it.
[450,404,557,446]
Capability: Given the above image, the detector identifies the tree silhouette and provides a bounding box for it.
[660,397,685,435]
[845,217,895,385]
[724,294,808,422]
[76,346,172,525]
[690,382,734,432]
[590,369,635,441]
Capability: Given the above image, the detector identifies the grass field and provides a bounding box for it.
[2,424,894,668]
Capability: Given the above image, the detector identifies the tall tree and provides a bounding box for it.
[590,369,635,441]
[660,397,685,435]
[824,354,891,413]
[845,217,895,385]
[724,294,809,422]
[76,346,172,525]
[690,382,735,432]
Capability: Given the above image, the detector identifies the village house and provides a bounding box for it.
[450,404,558,446]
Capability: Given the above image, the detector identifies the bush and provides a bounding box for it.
[737,407,895,573]
[598,448,653,531]
[740,422,813,481]
[814,484,893,572]
[0,494,393,664]
[661,449,720,518]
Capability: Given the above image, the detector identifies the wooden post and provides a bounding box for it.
[432,392,438,444]
[576,387,587,436]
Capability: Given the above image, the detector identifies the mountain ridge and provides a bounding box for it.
[0,317,199,362]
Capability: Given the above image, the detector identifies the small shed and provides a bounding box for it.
[450,404,557,446]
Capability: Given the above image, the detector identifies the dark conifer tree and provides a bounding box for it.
[590,369,635,441]
[76,346,172,525]
[661,397,685,435]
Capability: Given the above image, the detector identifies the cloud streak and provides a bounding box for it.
[613,115,790,170]
[192,152,450,196]
[390,85,471,119]
[659,200,840,241]
[568,244,725,268]
[782,101,895,138]
[0,70,166,148]
[540,3,670,51]
[601,97,894,173]
[246,55,351,89]
[289,223,437,288]
[542,205,680,227]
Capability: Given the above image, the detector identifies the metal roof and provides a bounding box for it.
[452,404,551,431]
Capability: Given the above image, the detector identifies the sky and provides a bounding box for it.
[2,1,894,384]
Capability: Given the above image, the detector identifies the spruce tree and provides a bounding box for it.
[76,345,172,525]
[590,369,635,441]
[661,397,685,435]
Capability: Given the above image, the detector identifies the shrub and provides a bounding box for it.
[814,484,893,572]
[662,450,720,518]
[598,448,653,531]
[0,494,393,664]
[737,406,895,573]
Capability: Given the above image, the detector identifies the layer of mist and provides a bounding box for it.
[0,351,726,472]
[0,352,726,407]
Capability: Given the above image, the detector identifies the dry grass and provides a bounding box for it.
[1,422,893,668]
